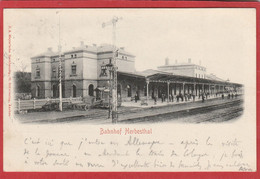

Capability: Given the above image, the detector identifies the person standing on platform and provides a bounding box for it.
[202,93,205,102]
[222,93,224,99]
[154,96,157,105]
[161,94,164,103]
[188,93,191,101]
[134,93,138,103]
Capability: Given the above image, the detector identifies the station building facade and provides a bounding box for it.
[158,58,207,79]
[31,42,243,101]
[31,42,136,100]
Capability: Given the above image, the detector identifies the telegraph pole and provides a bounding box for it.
[102,17,122,123]
[58,12,63,111]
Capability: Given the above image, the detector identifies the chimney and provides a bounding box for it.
[93,43,97,47]
[175,59,178,64]
[188,58,191,63]
[80,41,84,47]
[165,57,169,65]
[47,47,52,51]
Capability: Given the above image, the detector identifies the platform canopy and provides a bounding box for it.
[147,73,242,87]
[117,71,242,87]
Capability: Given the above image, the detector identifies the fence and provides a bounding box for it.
[14,97,83,111]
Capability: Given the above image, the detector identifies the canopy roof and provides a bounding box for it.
[117,71,242,87]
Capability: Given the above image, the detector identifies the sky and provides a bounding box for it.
[3,8,256,84]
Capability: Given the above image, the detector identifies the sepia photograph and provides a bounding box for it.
[3,7,257,173]
[7,9,246,125]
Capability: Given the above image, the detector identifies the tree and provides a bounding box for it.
[14,71,31,93]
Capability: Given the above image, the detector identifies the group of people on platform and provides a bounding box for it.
[152,91,240,104]
[215,91,239,100]
[153,92,209,103]
[133,90,240,105]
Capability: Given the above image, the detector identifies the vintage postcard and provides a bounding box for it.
[2,6,257,174]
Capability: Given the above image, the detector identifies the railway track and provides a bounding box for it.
[119,99,243,124]
[24,98,243,124]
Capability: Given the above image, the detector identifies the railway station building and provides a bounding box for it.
[31,42,243,102]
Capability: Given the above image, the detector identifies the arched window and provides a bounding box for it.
[127,85,132,97]
[72,85,76,97]
[88,84,94,96]
[36,85,40,98]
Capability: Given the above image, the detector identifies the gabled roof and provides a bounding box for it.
[205,74,225,82]
[137,69,174,77]
[63,45,98,54]
[32,43,135,58]
[158,63,206,68]
[61,43,135,57]
[97,44,135,57]
[117,70,146,79]
[31,50,59,58]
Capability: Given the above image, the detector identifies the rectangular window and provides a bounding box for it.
[100,66,107,77]
[36,68,40,77]
[52,68,56,78]
[71,65,77,74]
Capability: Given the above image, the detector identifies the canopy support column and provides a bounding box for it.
[167,81,170,103]
[146,80,149,103]
[193,83,196,95]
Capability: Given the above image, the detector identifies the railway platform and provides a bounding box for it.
[16,95,243,124]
